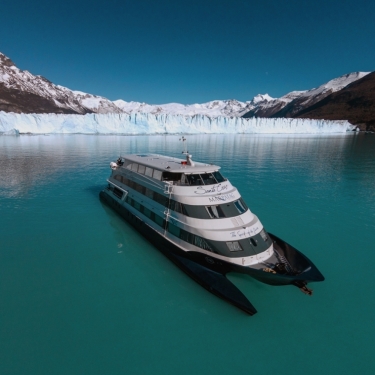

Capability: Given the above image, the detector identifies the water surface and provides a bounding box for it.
[1,134,374,375]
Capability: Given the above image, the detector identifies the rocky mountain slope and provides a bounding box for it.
[242,72,370,118]
[0,52,254,116]
[294,71,375,131]
[0,53,123,114]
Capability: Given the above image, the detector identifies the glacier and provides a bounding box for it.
[0,111,355,135]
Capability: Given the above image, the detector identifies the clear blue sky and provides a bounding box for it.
[1,0,374,104]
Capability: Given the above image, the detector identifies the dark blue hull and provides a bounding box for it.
[100,190,324,315]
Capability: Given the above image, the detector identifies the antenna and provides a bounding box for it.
[179,136,188,155]
[179,136,194,166]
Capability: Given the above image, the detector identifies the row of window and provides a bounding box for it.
[123,160,225,186]
[125,162,163,180]
[184,172,225,186]
[109,186,259,254]
[114,174,169,206]
[113,174,248,219]
[123,193,214,252]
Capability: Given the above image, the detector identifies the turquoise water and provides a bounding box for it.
[1,134,374,375]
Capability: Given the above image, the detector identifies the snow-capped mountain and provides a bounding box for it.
[113,99,255,117]
[0,51,371,122]
[0,52,122,114]
[0,52,254,116]
[243,72,370,118]
[295,71,375,131]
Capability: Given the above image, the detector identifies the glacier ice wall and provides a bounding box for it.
[0,111,355,135]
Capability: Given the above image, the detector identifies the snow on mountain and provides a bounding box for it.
[0,52,122,114]
[0,111,355,135]
[298,72,370,103]
[113,99,254,117]
[0,51,371,124]
[243,72,370,118]
[249,94,274,105]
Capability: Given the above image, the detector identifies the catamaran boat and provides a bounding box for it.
[99,143,324,315]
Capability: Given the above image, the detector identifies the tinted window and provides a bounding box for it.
[234,199,247,214]
[194,236,212,251]
[200,173,217,185]
[143,207,151,218]
[135,184,144,194]
[133,201,141,210]
[206,205,225,219]
[162,172,182,182]
[168,222,181,237]
[154,192,168,206]
[213,171,225,183]
[180,230,194,244]
[145,188,154,199]
[240,198,248,210]
[154,215,164,227]
[186,174,203,186]
[113,187,123,199]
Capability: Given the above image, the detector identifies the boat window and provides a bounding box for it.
[145,188,154,199]
[168,222,181,237]
[250,238,257,247]
[200,173,217,185]
[162,172,182,182]
[179,230,194,244]
[143,207,151,218]
[240,198,248,210]
[234,199,247,214]
[133,201,141,210]
[205,205,225,219]
[226,241,243,252]
[169,200,189,216]
[131,163,138,171]
[212,171,225,183]
[194,236,212,251]
[145,167,153,177]
[154,215,164,227]
[186,174,203,186]
[154,193,168,206]
[135,184,145,195]
[153,170,162,180]
[138,164,146,174]
[113,187,123,199]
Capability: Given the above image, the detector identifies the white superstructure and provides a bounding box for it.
[106,153,275,267]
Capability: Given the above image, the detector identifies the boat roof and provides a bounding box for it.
[122,153,221,173]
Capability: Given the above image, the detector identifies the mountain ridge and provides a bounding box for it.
[0,52,373,129]
[294,71,375,131]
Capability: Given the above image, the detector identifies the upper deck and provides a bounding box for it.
[122,153,220,174]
